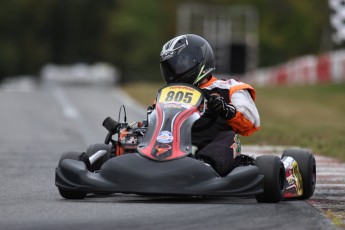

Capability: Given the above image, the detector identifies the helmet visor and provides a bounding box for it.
[168,47,202,75]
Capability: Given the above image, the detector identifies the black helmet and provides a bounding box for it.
[160,34,215,85]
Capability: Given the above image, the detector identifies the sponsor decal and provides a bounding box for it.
[230,134,241,158]
[155,143,172,156]
[161,51,175,61]
[282,157,303,198]
[163,103,182,109]
[157,131,173,143]
[169,86,195,92]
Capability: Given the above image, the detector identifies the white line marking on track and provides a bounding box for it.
[316,184,345,188]
[49,84,96,144]
[111,87,146,116]
[317,167,345,171]
[317,178,345,183]
[317,172,345,176]
[52,86,80,119]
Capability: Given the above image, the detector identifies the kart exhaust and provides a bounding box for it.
[89,150,107,165]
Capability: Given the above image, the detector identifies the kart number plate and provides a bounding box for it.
[158,86,201,106]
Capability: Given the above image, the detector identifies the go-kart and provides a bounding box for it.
[55,83,316,203]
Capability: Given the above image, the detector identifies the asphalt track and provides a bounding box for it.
[0,81,338,230]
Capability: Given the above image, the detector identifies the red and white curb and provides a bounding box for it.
[242,145,345,226]
[309,155,345,225]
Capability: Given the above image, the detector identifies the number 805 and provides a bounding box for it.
[165,91,193,104]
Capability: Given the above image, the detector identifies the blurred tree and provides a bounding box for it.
[46,0,117,63]
[193,0,331,66]
[255,0,331,66]
[0,0,335,82]
[107,0,172,82]
[0,0,53,78]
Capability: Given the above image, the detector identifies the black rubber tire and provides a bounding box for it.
[58,187,86,200]
[57,151,87,199]
[255,155,286,203]
[85,143,113,172]
[282,149,316,199]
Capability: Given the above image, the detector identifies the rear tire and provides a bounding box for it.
[255,155,285,203]
[282,149,316,199]
[57,151,87,199]
[85,143,113,171]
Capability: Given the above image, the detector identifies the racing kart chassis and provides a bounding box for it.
[55,83,316,202]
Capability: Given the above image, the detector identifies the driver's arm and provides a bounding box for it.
[227,89,260,136]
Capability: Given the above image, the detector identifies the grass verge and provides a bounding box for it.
[122,82,345,161]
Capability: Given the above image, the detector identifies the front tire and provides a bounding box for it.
[282,149,316,199]
[255,155,285,203]
[58,187,86,199]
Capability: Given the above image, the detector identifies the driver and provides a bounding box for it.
[160,34,260,177]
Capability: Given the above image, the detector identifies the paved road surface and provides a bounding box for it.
[0,82,338,230]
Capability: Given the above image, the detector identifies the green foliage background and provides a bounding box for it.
[0,0,334,82]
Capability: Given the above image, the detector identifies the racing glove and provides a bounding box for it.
[207,95,236,120]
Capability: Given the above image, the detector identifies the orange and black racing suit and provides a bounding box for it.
[192,76,260,176]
